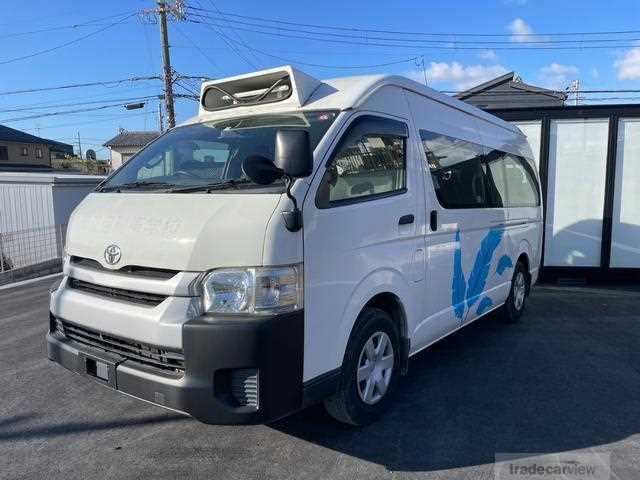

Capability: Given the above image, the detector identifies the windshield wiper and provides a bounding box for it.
[99,181,176,193]
[170,178,254,193]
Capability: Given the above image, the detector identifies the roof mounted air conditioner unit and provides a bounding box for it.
[199,66,321,115]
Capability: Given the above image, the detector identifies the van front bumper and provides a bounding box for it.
[46,310,304,425]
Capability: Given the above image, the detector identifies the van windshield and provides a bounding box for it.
[99,110,338,193]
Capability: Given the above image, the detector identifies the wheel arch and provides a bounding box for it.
[335,268,413,377]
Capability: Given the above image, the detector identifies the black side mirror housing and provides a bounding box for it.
[275,129,313,178]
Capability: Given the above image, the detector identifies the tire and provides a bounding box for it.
[324,307,401,426]
[500,260,529,323]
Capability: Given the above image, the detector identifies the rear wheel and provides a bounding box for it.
[324,307,400,426]
[500,260,529,323]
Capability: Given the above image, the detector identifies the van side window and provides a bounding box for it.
[317,124,407,208]
[483,150,509,208]
[504,154,540,207]
[420,130,485,209]
[482,150,540,208]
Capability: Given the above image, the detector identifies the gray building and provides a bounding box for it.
[104,130,160,170]
[456,72,567,110]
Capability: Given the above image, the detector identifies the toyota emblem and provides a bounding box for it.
[104,244,122,266]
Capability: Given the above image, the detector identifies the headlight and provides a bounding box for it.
[201,264,303,315]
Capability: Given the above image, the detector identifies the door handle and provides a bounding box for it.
[398,214,414,225]
[430,210,438,231]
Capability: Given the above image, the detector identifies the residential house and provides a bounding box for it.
[0,125,73,167]
[455,71,567,110]
[103,130,160,170]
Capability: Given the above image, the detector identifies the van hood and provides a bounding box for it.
[66,192,281,271]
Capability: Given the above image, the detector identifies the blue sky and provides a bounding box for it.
[1,0,639,159]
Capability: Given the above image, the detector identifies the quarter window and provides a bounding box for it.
[35,148,43,159]
[21,147,28,156]
[0,146,8,161]
[503,154,539,207]
[420,130,485,209]
[482,150,540,208]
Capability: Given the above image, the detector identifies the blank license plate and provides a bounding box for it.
[85,357,109,381]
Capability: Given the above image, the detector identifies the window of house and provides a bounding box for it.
[0,146,8,161]
[21,147,28,156]
[35,148,43,159]
[420,130,485,209]
[318,132,406,207]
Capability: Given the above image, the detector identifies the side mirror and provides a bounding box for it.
[242,155,283,185]
[275,129,313,178]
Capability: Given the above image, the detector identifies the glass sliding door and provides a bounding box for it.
[545,119,609,267]
[611,118,640,268]
[512,120,542,171]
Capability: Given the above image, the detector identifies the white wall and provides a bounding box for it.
[545,118,610,267]
[0,172,103,269]
[611,118,640,268]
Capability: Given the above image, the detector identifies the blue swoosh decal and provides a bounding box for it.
[496,255,514,275]
[452,230,466,319]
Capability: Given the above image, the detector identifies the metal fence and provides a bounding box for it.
[0,224,66,285]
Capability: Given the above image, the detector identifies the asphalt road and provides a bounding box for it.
[1,277,639,480]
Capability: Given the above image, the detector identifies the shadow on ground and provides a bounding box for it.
[272,286,640,472]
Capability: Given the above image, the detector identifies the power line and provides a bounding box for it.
[187,18,640,51]
[200,0,263,67]
[21,110,156,131]
[188,11,640,46]
[0,76,160,96]
[188,6,640,39]
[241,45,419,69]
[0,13,136,65]
[0,11,137,39]
[0,100,159,123]
[0,95,162,114]
[174,23,225,74]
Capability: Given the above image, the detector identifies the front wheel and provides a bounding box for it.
[500,261,529,323]
[324,307,400,426]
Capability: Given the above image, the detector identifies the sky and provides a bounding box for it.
[1,0,639,159]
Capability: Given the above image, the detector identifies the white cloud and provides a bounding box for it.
[406,62,509,90]
[478,50,498,61]
[503,0,528,5]
[538,63,579,89]
[615,47,640,80]
[591,67,600,80]
[507,18,546,43]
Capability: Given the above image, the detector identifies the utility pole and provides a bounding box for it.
[158,0,176,129]
[140,1,185,129]
[415,57,428,86]
[76,131,83,159]
[158,101,165,132]
[569,79,581,106]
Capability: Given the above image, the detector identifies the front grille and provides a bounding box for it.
[67,278,167,307]
[56,318,185,372]
[70,256,178,280]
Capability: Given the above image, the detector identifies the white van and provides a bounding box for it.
[48,66,542,425]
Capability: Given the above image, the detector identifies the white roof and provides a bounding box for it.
[184,66,520,135]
